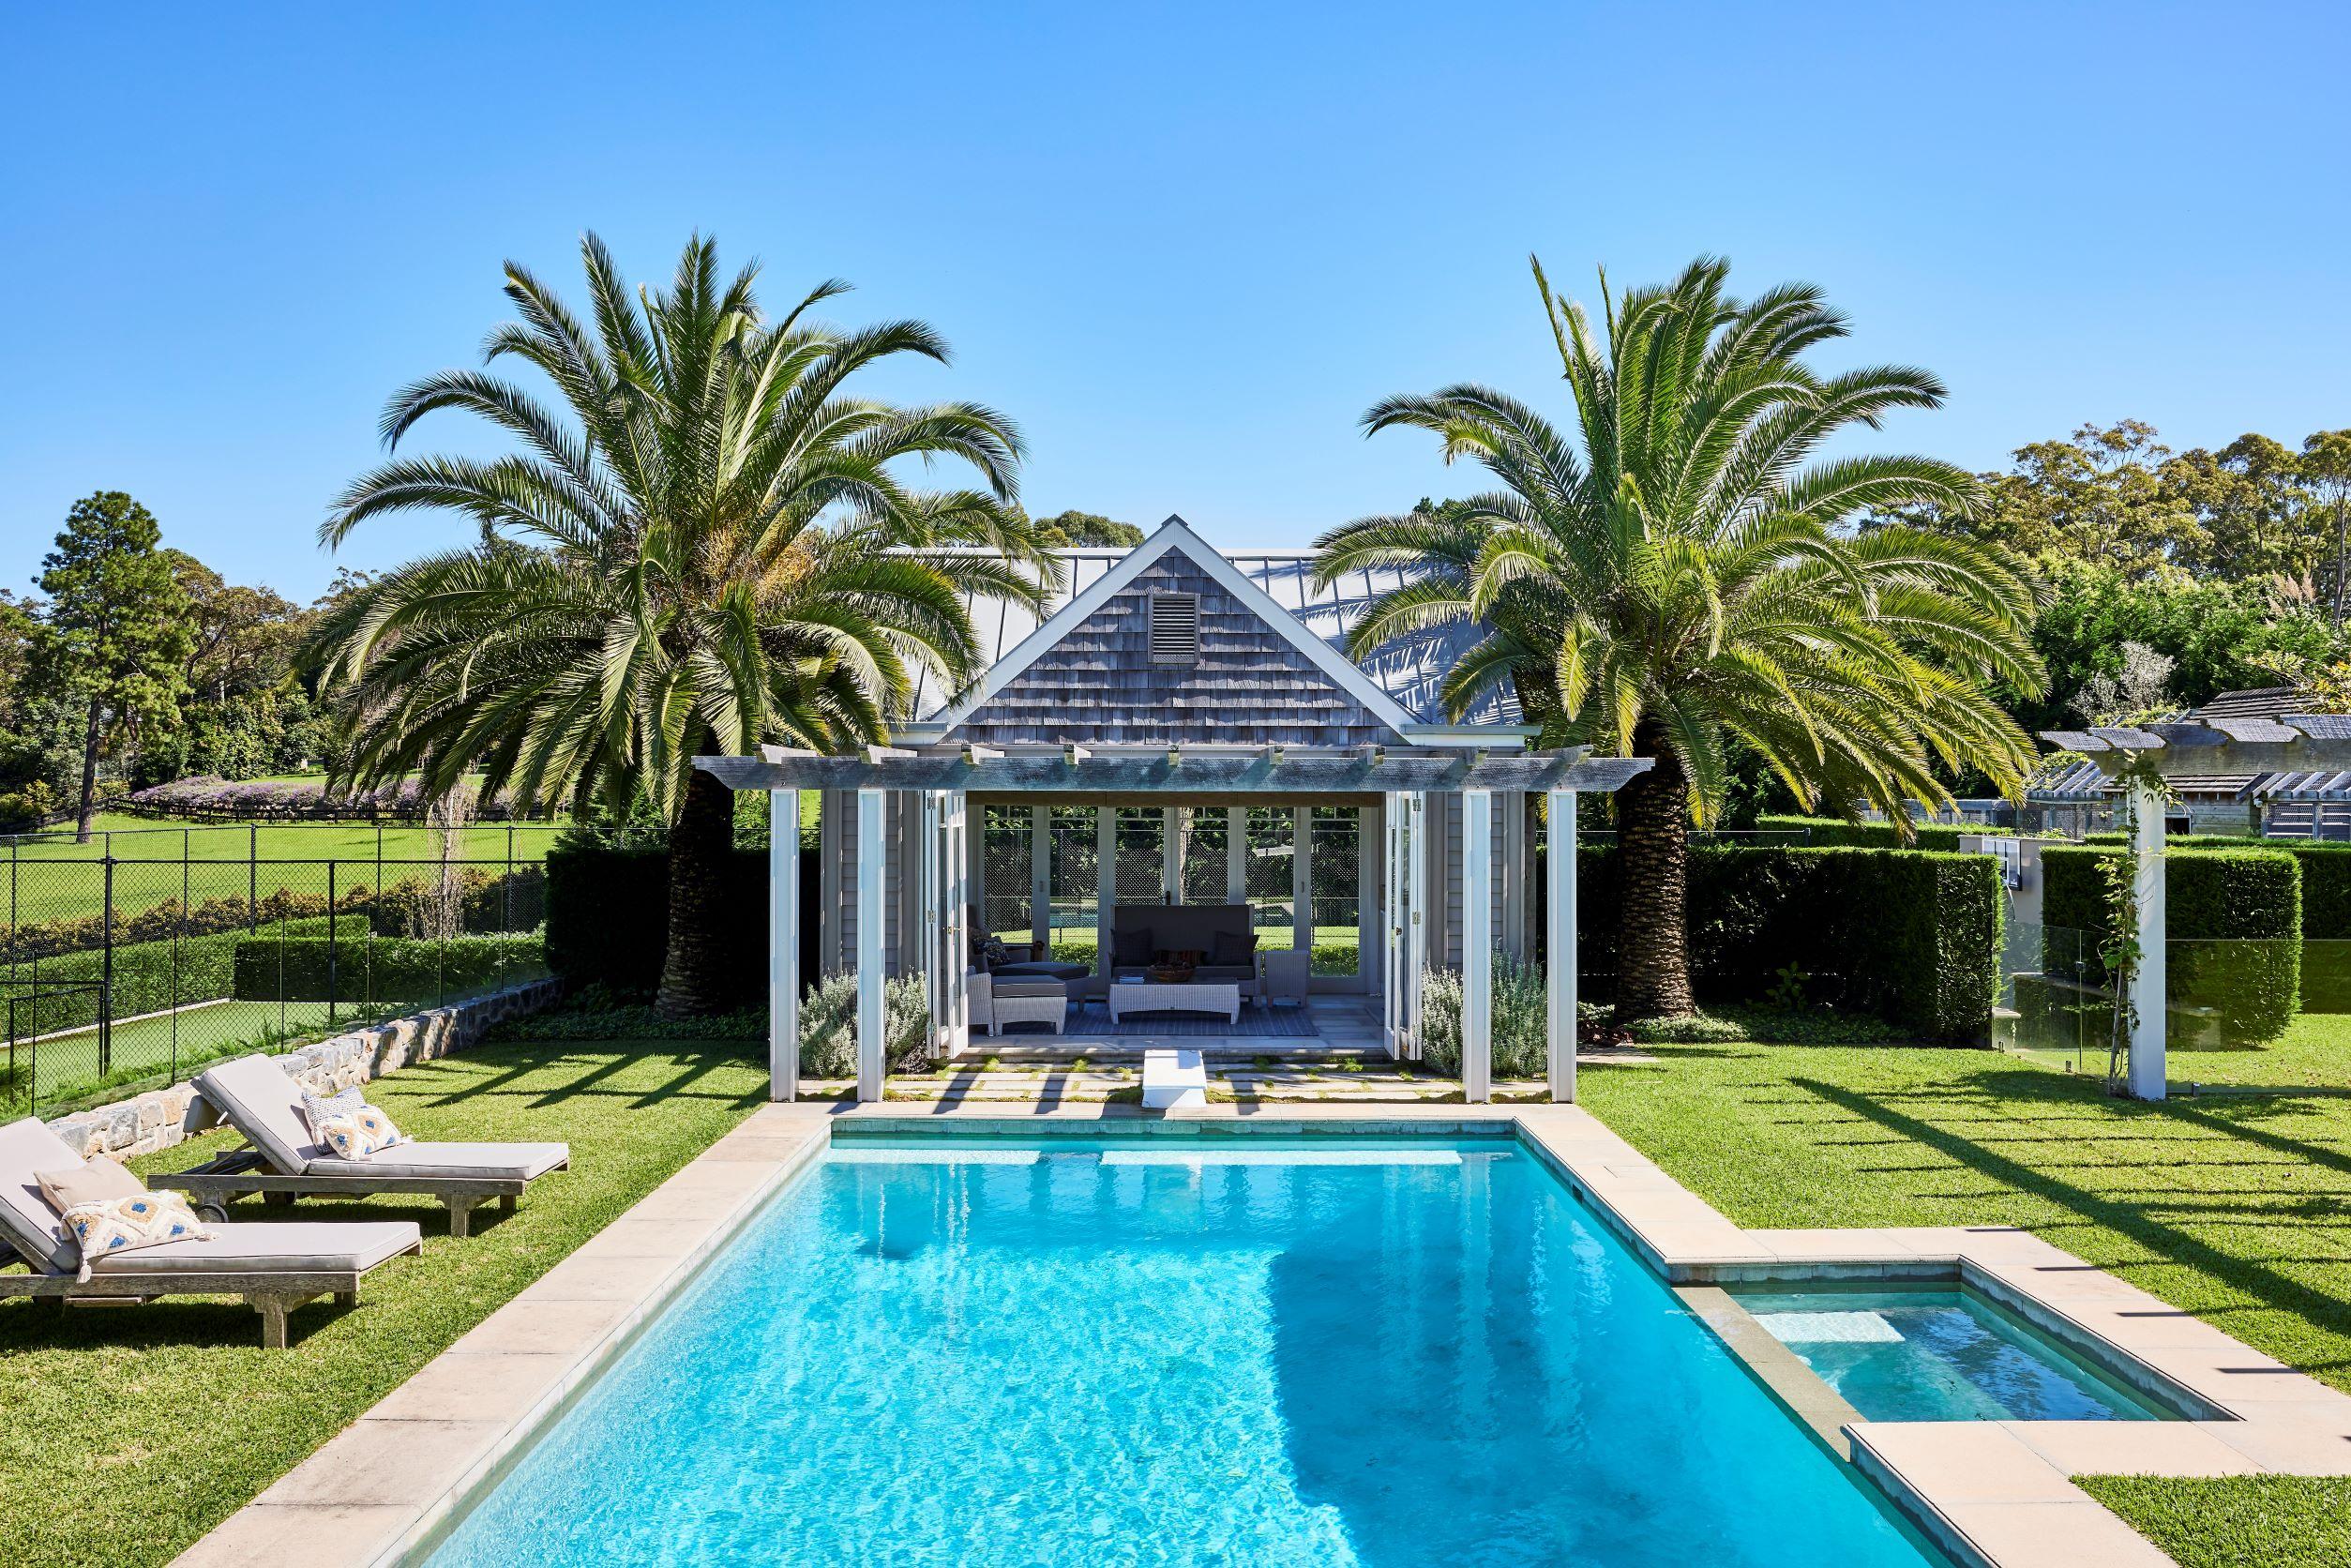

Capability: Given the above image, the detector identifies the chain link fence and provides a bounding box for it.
[2,826,557,1116]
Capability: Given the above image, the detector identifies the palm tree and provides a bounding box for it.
[1316,256,2044,1020]
[310,234,1057,1017]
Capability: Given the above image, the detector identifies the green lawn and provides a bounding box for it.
[3,813,564,927]
[0,1036,767,1568]
[1582,1038,2351,1566]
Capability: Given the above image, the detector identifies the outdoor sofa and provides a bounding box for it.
[157,1055,569,1239]
[0,1115,420,1348]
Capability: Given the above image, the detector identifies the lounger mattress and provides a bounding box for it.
[303,1141,571,1183]
[83,1220,421,1276]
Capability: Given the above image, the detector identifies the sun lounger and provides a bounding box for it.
[0,1117,420,1348]
[156,1055,569,1238]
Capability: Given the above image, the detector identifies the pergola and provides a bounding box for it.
[697,743,1652,1107]
[2039,715,2351,1099]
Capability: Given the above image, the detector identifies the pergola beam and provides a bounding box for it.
[700,746,1651,797]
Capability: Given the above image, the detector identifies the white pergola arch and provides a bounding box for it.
[2039,715,2351,1099]
[700,744,1651,1107]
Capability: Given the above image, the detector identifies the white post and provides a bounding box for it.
[1226,806,1247,905]
[1373,790,1392,1063]
[855,787,886,1103]
[1095,807,1115,975]
[2129,779,2167,1101]
[1462,790,1492,1102]
[921,791,941,1053]
[1291,806,1312,953]
[1405,792,1426,1060]
[1030,805,1051,952]
[1545,789,1577,1104]
[768,789,800,1102]
[946,791,971,1056]
[1163,806,1183,903]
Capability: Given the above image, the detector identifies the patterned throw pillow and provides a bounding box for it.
[298,1085,367,1137]
[58,1191,212,1284]
[312,1103,406,1160]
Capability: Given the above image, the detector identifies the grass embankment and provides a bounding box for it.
[0,1036,766,1568]
[1583,1038,2351,1567]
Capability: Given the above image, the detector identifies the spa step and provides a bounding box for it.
[1140,1048,1209,1110]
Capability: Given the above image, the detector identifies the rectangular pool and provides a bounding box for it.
[1735,1284,2181,1424]
[422,1133,1941,1567]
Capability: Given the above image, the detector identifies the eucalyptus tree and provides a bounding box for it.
[1317,256,2043,1020]
[312,234,1055,1016]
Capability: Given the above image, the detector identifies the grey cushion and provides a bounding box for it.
[989,978,1066,1000]
[83,1219,420,1276]
[0,1118,83,1274]
[36,1153,144,1215]
[301,1141,569,1183]
[192,1055,324,1174]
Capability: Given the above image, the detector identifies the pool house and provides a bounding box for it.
[699,517,1649,1105]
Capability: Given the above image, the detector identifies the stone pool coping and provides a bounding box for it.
[168,1099,2351,1568]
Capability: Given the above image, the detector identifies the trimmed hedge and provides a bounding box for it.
[2041,846,2300,1045]
[1756,814,1997,852]
[542,841,817,1005]
[233,932,546,1007]
[1568,844,2002,1041]
[1,916,339,1038]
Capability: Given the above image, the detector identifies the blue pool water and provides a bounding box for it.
[425,1136,1937,1567]
[1736,1286,2177,1424]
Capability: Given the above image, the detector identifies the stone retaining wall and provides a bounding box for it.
[45,975,564,1161]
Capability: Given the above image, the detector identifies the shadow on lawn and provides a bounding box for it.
[1789,1073,2351,1379]
[396,1040,764,1114]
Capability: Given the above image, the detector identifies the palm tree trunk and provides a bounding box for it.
[1614,728,1695,1021]
[656,763,736,1018]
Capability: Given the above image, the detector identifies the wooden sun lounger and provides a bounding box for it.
[158,1055,569,1239]
[1,1117,422,1348]
[156,1147,533,1239]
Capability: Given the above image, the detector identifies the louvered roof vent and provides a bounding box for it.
[1148,591,1199,665]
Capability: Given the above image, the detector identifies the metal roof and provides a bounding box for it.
[905,542,1522,727]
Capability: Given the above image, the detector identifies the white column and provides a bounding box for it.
[1382,792,1402,1058]
[1405,792,1426,1060]
[946,791,971,1056]
[1226,806,1246,905]
[1163,806,1183,903]
[1030,805,1051,951]
[1545,789,1577,1104]
[920,791,941,1054]
[1094,806,1115,974]
[855,787,886,1103]
[1462,790,1492,1102]
[1291,806,1312,952]
[2128,779,2167,1101]
[768,789,800,1102]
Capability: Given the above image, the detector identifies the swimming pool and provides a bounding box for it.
[422,1133,1940,1567]
[1735,1284,2182,1424]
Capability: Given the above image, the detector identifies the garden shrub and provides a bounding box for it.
[2041,846,2300,1045]
[232,931,546,1007]
[1417,955,1549,1078]
[795,972,931,1076]
[1568,844,2001,1041]
[0,868,539,966]
[1,916,338,1037]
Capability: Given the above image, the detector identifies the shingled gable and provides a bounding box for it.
[924,518,1430,748]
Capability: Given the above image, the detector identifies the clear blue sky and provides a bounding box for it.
[4,1,2344,601]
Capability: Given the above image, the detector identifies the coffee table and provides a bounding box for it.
[1107,980,1241,1025]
